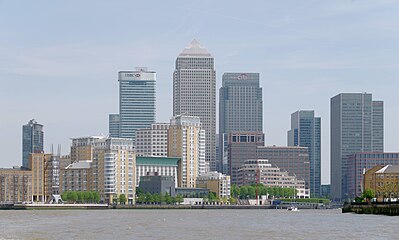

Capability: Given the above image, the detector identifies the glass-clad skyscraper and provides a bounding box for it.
[218,72,263,173]
[330,93,383,201]
[22,119,44,168]
[115,68,156,143]
[287,110,321,197]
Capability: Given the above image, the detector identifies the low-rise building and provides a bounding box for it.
[364,165,399,201]
[0,167,32,203]
[60,160,92,192]
[238,159,309,198]
[196,172,230,199]
[136,156,180,187]
[139,173,176,196]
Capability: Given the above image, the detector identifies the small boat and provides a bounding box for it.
[287,206,298,211]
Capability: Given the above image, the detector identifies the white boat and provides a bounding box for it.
[287,206,298,211]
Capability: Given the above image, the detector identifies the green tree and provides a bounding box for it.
[153,193,161,204]
[119,194,127,204]
[164,193,172,204]
[70,191,78,203]
[362,189,375,203]
[145,192,154,204]
[231,184,240,198]
[240,186,248,199]
[175,194,184,204]
[247,186,256,199]
[93,191,100,203]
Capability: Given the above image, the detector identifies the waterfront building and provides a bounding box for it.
[196,172,231,199]
[22,119,44,168]
[219,72,263,173]
[60,160,92,192]
[347,152,399,198]
[331,93,383,201]
[136,156,180,187]
[364,165,399,201]
[287,110,321,197]
[256,146,310,192]
[139,173,176,197]
[173,39,216,171]
[114,67,156,143]
[70,136,104,162]
[136,123,169,157]
[167,115,206,188]
[237,159,309,198]
[92,137,136,204]
[228,132,265,185]
[29,153,51,202]
[0,167,32,203]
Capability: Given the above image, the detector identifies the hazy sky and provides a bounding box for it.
[1,0,399,184]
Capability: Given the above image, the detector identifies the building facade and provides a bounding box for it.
[110,67,156,143]
[60,160,92,192]
[136,123,169,157]
[139,173,176,197]
[196,171,231,199]
[70,136,104,162]
[167,115,206,188]
[287,110,321,197]
[0,167,32,203]
[22,119,44,168]
[331,93,384,201]
[237,159,309,198]
[228,132,265,185]
[136,156,180,187]
[256,146,310,192]
[219,72,263,173]
[347,152,399,198]
[173,39,216,171]
[29,153,51,202]
[364,165,399,201]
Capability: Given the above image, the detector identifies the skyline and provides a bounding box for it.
[1,1,399,185]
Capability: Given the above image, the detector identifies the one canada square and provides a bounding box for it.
[219,73,263,173]
[173,40,216,171]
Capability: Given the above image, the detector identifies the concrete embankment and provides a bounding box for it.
[0,203,109,210]
[343,203,399,216]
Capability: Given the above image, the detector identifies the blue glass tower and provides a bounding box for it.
[287,110,321,197]
[22,119,44,168]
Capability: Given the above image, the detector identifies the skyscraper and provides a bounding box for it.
[287,110,321,197]
[22,119,44,168]
[219,72,263,173]
[173,39,216,171]
[330,93,384,201]
[109,67,156,143]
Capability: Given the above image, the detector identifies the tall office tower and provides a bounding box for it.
[167,115,206,188]
[219,72,263,173]
[256,146,310,194]
[22,119,44,168]
[173,40,216,171]
[287,110,321,197]
[136,123,169,157]
[109,114,120,138]
[228,132,265,185]
[118,67,156,143]
[330,93,384,201]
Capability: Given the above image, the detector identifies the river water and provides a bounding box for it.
[0,209,398,239]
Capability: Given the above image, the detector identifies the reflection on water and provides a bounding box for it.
[0,209,398,239]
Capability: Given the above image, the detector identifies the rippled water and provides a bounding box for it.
[0,209,398,239]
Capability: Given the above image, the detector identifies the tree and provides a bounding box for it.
[153,193,161,204]
[175,194,184,204]
[240,186,248,199]
[231,184,240,198]
[164,193,172,204]
[70,191,78,203]
[145,192,154,204]
[362,189,375,203]
[119,194,127,205]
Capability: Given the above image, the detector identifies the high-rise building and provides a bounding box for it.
[173,40,216,171]
[136,123,169,157]
[22,119,44,168]
[167,115,206,188]
[256,146,310,193]
[228,132,265,185]
[330,93,384,201]
[112,67,156,143]
[287,110,321,197]
[109,114,120,138]
[219,73,263,173]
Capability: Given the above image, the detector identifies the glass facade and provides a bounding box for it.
[287,110,321,197]
[22,119,44,168]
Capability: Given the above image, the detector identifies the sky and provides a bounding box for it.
[1,0,399,184]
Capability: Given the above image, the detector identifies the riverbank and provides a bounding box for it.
[343,203,399,216]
